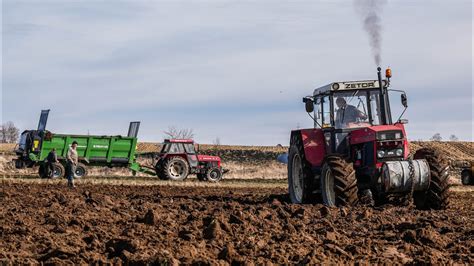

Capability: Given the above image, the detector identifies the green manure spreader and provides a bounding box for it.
[14,110,227,182]
[14,110,142,178]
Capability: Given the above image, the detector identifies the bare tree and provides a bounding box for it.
[430,133,442,141]
[0,121,19,143]
[449,134,459,141]
[0,125,6,143]
[163,126,195,139]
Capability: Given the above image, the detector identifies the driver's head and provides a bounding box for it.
[336,97,346,108]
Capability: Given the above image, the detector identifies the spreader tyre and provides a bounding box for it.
[320,155,358,207]
[288,134,317,204]
[74,163,88,179]
[52,163,65,179]
[461,169,471,185]
[413,148,450,210]
[163,156,189,181]
[206,168,223,182]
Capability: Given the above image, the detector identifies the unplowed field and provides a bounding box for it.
[0,180,472,264]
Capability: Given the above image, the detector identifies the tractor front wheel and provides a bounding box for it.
[413,148,450,210]
[162,157,189,181]
[206,168,223,182]
[320,155,358,207]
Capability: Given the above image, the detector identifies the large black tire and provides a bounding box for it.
[320,155,358,207]
[288,134,317,204]
[52,163,65,179]
[74,163,88,179]
[162,156,189,181]
[38,165,47,179]
[461,169,471,185]
[206,167,223,182]
[413,148,450,210]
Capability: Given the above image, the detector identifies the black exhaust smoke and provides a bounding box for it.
[354,0,387,66]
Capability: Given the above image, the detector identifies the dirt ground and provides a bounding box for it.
[0,179,472,264]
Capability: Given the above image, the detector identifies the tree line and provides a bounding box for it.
[0,121,20,143]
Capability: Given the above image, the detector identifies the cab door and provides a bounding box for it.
[184,143,198,168]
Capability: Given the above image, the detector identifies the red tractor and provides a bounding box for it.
[154,139,225,182]
[288,68,450,209]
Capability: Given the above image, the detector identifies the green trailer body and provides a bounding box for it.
[33,134,138,165]
[14,110,143,178]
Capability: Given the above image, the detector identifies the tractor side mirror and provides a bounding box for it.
[401,94,408,108]
[303,98,314,113]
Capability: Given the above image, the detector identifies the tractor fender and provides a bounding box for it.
[291,129,326,168]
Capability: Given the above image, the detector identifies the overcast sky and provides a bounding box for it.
[1,0,472,145]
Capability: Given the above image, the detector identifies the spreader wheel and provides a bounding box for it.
[162,156,189,181]
[288,134,317,204]
[413,148,450,210]
[320,155,358,207]
[461,169,471,185]
[52,163,65,179]
[74,163,88,179]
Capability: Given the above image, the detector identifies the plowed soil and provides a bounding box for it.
[1,180,472,264]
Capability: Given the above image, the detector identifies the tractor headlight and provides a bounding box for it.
[395,132,401,139]
[395,148,403,157]
[379,133,387,140]
[377,150,385,158]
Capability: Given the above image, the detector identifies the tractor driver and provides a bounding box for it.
[335,97,367,128]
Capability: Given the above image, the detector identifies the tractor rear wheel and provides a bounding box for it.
[74,163,88,179]
[413,148,450,210]
[206,167,223,182]
[288,134,317,204]
[162,156,189,181]
[320,155,358,207]
[461,169,471,185]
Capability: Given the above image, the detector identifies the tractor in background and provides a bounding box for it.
[153,139,226,182]
[288,68,450,209]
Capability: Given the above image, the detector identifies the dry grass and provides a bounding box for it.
[0,176,287,189]
[223,161,286,179]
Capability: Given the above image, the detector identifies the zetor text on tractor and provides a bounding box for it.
[153,139,226,182]
[288,68,450,209]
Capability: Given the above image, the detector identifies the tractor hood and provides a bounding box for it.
[350,124,407,145]
[197,155,221,162]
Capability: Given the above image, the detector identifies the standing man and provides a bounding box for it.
[46,148,59,178]
[66,141,78,188]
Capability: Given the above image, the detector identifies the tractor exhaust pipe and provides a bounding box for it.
[377,67,388,125]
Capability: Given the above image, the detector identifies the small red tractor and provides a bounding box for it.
[288,68,450,209]
[154,139,226,182]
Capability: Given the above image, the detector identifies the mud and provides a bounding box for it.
[0,181,472,264]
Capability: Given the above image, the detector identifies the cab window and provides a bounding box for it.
[184,143,195,154]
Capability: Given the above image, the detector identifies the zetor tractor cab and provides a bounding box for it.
[288,68,450,209]
[154,139,225,182]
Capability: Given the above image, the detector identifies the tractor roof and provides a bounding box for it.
[164,139,194,144]
[313,79,387,96]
